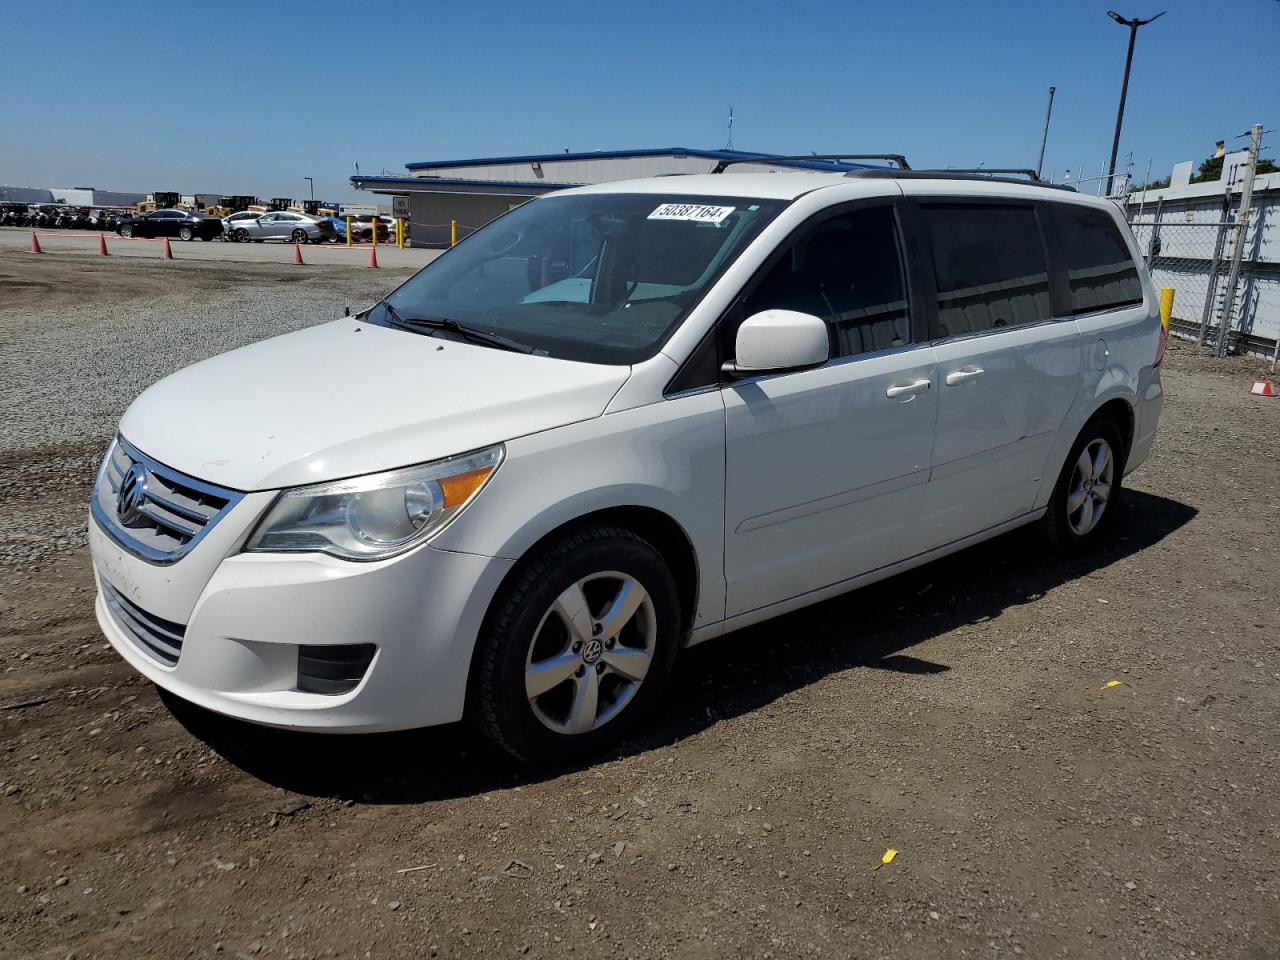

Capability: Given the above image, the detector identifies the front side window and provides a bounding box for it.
[922,204,1051,339]
[379,193,787,364]
[1052,205,1143,314]
[741,205,910,359]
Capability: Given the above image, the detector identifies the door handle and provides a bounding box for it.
[945,366,985,386]
[886,377,932,399]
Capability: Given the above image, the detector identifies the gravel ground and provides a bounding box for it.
[0,253,417,567]
[1,254,1279,960]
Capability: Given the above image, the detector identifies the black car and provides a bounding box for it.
[117,209,223,241]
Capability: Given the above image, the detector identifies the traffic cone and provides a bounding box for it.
[162,238,174,260]
[98,233,109,256]
[30,231,42,254]
[1249,379,1277,397]
[293,241,304,265]
[368,244,379,268]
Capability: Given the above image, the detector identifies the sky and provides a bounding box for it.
[1,0,1277,202]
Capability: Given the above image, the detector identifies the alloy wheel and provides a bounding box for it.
[525,571,656,735]
[1066,438,1114,536]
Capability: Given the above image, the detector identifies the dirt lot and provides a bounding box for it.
[2,253,1279,960]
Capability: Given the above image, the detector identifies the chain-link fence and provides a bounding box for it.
[1123,128,1278,360]
[1127,217,1241,349]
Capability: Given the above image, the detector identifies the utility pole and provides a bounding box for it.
[1215,123,1263,357]
[1106,11,1165,196]
[1036,86,1056,179]
[304,177,314,201]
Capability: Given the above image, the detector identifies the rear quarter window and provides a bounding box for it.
[1052,204,1143,314]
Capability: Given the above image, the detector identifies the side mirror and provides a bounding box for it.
[724,309,829,377]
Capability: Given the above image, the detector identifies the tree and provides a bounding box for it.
[1129,176,1170,192]
[1191,153,1278,184]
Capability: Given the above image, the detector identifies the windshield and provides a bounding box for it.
[376,192,788,364]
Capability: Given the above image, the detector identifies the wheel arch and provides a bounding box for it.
[1091,396,1136,464]
[480,504,700,640]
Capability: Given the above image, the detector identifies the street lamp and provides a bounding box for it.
[304,176,314,201]
[1105,10,1165,195]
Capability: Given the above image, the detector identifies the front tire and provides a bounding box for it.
[120,225,133,239]
[469,525,681,765]
[178,226,193,241]
[1043,416,1125,553]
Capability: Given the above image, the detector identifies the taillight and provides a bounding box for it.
[1153,320,1168,367]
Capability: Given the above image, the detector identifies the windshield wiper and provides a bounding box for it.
[381,302,533,354]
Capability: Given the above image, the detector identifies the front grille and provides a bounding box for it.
[92,436,243,564]
[101,579,186,666]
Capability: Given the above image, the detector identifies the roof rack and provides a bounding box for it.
[710,153,911,174]
[844,168,1077,192]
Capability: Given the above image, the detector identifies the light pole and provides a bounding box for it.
[1105,10,1164,195]
[304,177,314,201]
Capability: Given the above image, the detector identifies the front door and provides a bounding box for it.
[723,203,939,618]
[910,200,1083,546]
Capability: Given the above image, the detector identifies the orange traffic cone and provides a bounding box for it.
[30,231,42,254]
[1249,379,1277,397]
[293,241,305,265]
[98,233,110,256]
[368,244,379,268]
[162,238,174,260]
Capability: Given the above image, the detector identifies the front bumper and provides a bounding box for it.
[89,514,513,732]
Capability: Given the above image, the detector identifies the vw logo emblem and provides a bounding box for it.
[581,639,603,664]
[117,463,150,527]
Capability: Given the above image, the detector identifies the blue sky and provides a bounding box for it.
[1,0,1276,202]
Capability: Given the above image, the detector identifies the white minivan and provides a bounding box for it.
[89,168,1164,763]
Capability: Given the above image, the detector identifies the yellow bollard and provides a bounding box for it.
[345,216,352,247]
[372,216,378,249]
[450,219,458,247]
[1159,287,1174,332]
[396,217,404,249]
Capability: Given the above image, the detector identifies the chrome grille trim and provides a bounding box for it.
[91,435,245,565]
[101,579,186,666]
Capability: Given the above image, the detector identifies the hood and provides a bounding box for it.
[119,319,629,491]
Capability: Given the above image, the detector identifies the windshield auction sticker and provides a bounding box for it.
[647,203,736,223]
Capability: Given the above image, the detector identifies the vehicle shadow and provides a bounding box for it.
[165,489,1196,803]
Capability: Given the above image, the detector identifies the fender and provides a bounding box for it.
[431,390,729,632]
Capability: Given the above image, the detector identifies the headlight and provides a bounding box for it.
[245,445,503,561]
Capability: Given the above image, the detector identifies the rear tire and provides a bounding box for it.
[1042,416,1126,553]
[291,228,307,244]
[469,525,681,765]
[120,225,133,239]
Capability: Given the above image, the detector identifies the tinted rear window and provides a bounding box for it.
[1053,205,1143,314]
[921,204,1051,339]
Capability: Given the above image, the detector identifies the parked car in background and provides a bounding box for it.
[229,211,335,244]
[348,213,390,242]
[320,216,348,243]
[117,209,222,241]
[221,210,262,241]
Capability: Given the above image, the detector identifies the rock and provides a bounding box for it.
[275,798,311,817]
[389,900,401,911]
[55,877,68,887]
